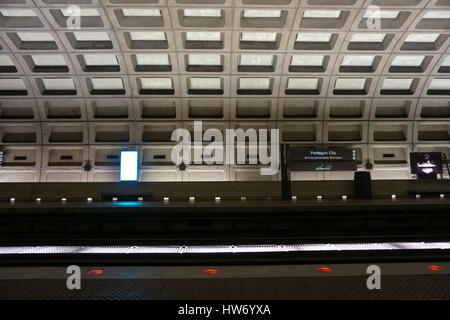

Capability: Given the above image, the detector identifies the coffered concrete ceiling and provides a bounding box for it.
[0,0,449,182]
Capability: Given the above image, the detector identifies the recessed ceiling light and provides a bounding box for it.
[363,10,400,19]
[31,55,67,67]
[381,78,414,90]
[0,55,15,67]
[391,56,425,67]
[188,54,221,66]
[239,78,271,90]
[129,31,166,41]
[73,31,111,42]
[287,78,320,90]
[186,31,221,42]
[335,78,367,91]
[121,8,161,17]
[442,56,450,67]
[405,33,439,43]
[241,32,277,42]
[239,54,275,66]
[341,55,375,67]
[0,9,37,17]
[350,33,386,43]
[139,77,174,95]
[243,9,282,18]
[18,32,54,42]
[303,10,341,19]
[296,33,332,42]
[0,78,27,91]
[291,55,325,66]
[136,54,170,66]
[183,9,222,18]
[428,78,450,90]
[82,54,118,66]
[61,8,100,17]
[422,11,450,19]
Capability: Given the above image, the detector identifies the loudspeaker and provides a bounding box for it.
[354,171,372,199]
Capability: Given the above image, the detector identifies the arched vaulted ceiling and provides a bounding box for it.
[0,0,449,182]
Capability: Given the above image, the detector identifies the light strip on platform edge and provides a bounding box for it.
[0,242,449,255]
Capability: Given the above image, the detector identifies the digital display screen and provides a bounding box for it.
[290,148,357,171]
[120,151,138,181]
[410,152,443,175]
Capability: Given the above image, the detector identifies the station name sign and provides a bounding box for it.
[290,148,357,171]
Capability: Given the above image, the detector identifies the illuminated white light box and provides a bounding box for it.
[120,151,138,182]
